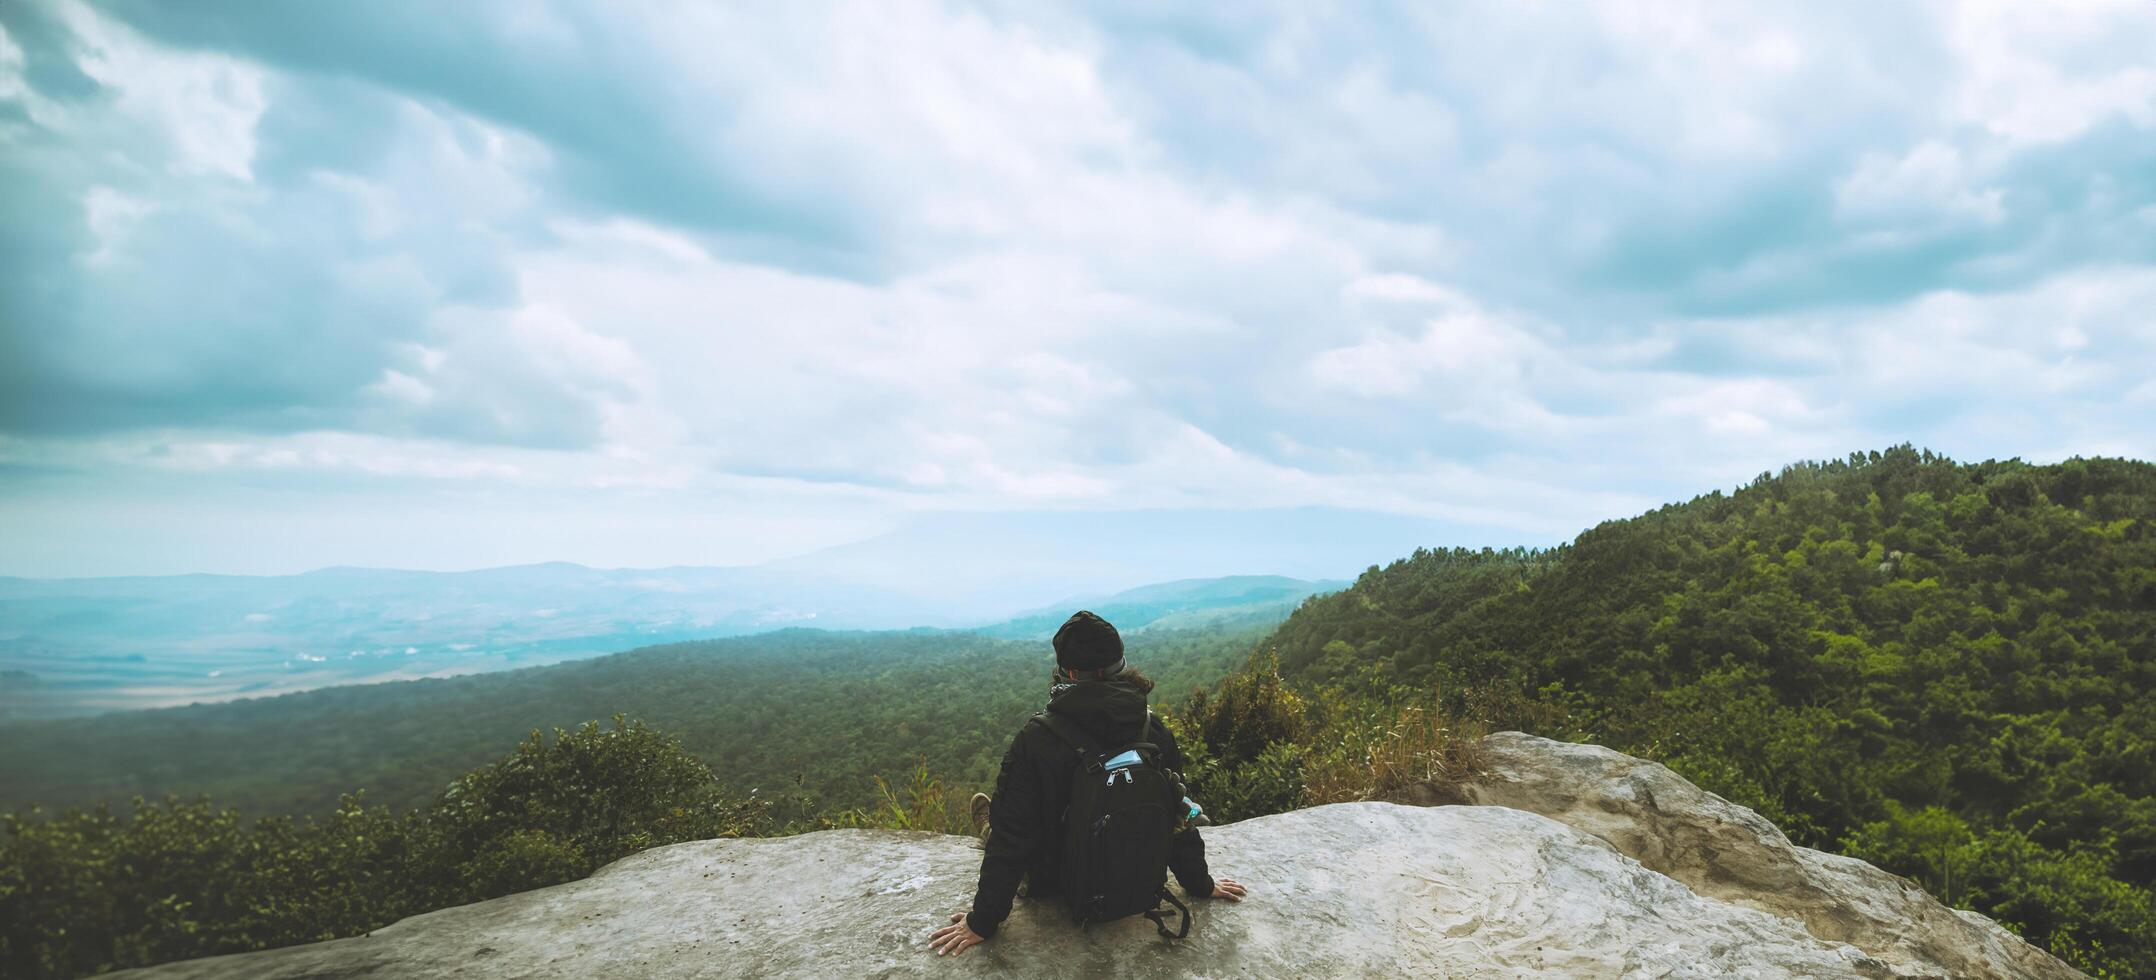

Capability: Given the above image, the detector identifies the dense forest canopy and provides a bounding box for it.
[0,619,1271,818]
[1208,447,2153,975]
[0,620,1274,979]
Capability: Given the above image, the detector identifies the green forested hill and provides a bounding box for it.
[0,621,1268,818]
[1240,447,2155,973]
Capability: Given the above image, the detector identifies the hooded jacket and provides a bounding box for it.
[966,676,1213,938]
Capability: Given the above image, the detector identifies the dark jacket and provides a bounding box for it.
[966,677,1213,938]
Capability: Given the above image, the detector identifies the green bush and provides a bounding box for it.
[1200,741,1307,822]
[435,716,765,884]
[0,717,765,980]
[460,829,588,897]
[1175,654,1308,767]
[1169,657,1312,822]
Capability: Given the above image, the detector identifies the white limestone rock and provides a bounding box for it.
[112,802,1898,979]
[1411,731,2079,979]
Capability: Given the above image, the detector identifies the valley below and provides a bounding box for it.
[0,564,1335,721]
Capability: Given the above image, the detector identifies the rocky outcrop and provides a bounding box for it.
[1400,731,2078,979]
[108,734,2078,979]
[116,803,1902,979]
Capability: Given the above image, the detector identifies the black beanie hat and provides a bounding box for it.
[1053,610,1124,675]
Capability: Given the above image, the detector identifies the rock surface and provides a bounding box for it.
[1401,731,2078,980]
[115,802,1901,979]
[107,733,2080,979]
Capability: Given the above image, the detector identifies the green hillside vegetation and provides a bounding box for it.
[1180,448,2154,977]
[0,621,1269,820]
[2,718,773,979]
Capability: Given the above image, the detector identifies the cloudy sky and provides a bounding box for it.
[2,0,2153,578]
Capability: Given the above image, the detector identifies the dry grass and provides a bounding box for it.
[830,760,961,835]
[1302,698,1486,807]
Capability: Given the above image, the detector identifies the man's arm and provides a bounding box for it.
[1154,716,1216,898]
[964,727,1043,938]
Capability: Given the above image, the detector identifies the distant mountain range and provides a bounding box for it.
[764,506,1473,611]
[0,563,1342,721]
[973,575,1346,640]
[0,505,1482,720]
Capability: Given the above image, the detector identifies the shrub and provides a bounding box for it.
[1175,654,1309,769]
[434,716,765,887]
[460,829,588,897]
[0,717,765,980]
[1302,695,1483,806]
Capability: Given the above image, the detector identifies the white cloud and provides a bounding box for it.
[1945,0,2156,144]
[1308,307,1550,402]
[0,21,26,101]
[365,369,435,408]
[79,186,155,265]
[1654,378,1821,439]
[1835,140,2004,227]
[4,0,2155,576]
[62,1,266,181]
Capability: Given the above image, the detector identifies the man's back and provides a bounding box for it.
[929,611,1248,957]
[962,676,1214,939]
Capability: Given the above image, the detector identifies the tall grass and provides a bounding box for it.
[1301,698,1485,806]
[830,760,961,835]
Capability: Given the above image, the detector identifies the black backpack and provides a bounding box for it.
[1032,708,1192,939]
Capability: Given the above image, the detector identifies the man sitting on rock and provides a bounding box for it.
[929,610,1247,957]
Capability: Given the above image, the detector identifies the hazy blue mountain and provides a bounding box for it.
[0,506,1493,720]
[0,562,1354,721]
[767,506,1493,613]
[0,563,927,720]
[971,574,1345,640]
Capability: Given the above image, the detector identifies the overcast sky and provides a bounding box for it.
[2,1,2153,577]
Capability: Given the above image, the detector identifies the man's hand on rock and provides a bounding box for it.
[1211,876,1248,901]
[928,912,986,957]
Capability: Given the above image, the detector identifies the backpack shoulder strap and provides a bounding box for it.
[1032,710,1104,767]
[1144,888,1191,940]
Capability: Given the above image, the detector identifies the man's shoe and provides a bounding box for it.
[969,792,992,839]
